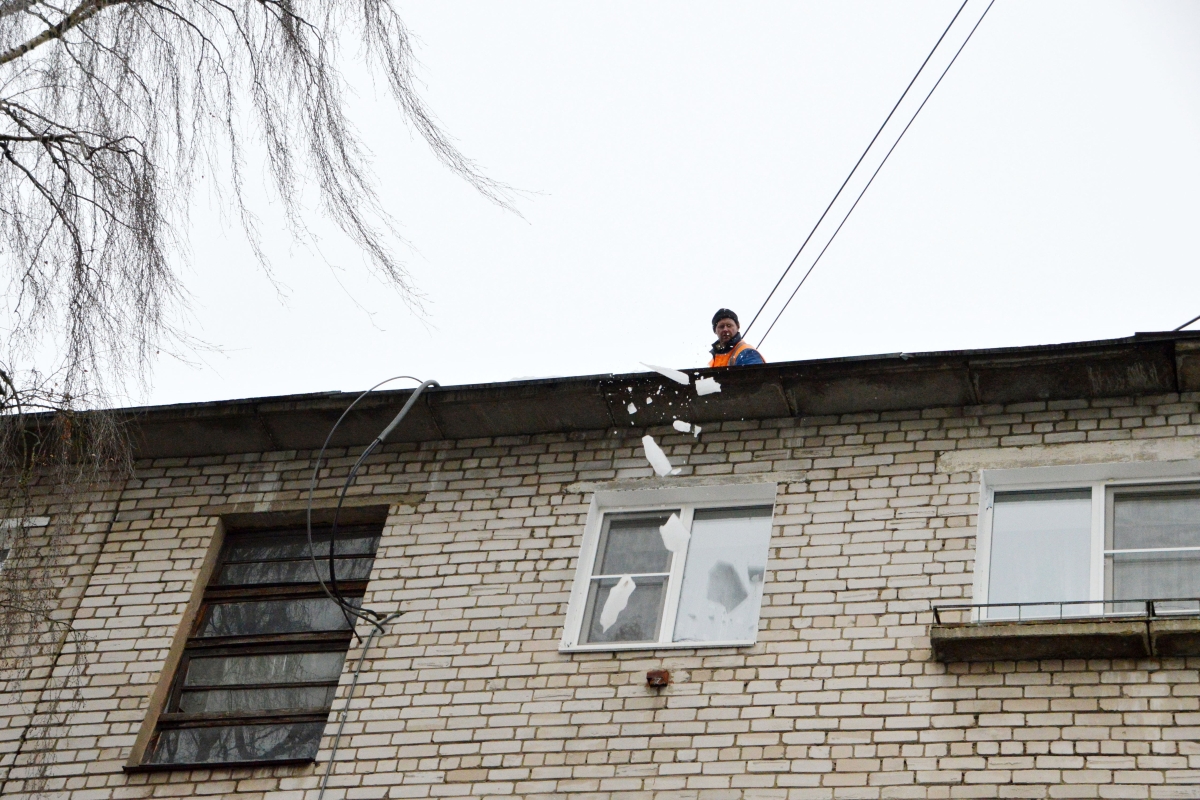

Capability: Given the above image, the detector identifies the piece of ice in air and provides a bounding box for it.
[646,397,653,405]
[600,575,636,631]
[695,377,722,396]
[672,419,702,438]
[641,363,691,385]
[642,435,680,477]
[659,513,690,553]
[627,402,637,414]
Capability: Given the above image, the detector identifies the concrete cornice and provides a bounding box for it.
[114,332,1200,459]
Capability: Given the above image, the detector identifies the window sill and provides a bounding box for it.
[931,617,1200,662]
[559,639,755,653]
[124,758,315,773]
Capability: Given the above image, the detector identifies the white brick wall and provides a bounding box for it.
[3,393,1200,798]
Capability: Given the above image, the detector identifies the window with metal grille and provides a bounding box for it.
[145,524,381,767]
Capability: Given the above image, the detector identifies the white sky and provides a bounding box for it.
[148,0,1200,406]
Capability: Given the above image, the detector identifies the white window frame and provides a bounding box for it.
[975,460,1200,621]
[560,483,777,652]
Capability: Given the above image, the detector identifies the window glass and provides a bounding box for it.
[199,597,360,637]
[185,651,346,686]
[580,575,667,644]
[579,514,674,644]
[673,507,772,643]
[214,531,379,585]
[217,557,374,585]
[1110,551,1200,605]
[594,515,672,575]
[1112,492,1200,550]
[149,722,325,764]
[987,490,1091,619]
[1111,491,1200,607]
[179,686,337,714]
[221,532,380,562]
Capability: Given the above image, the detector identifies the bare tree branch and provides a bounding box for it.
[0,0,39,20]
[0,5,511,791]
[0,0,115,66]
[0,0,510,407]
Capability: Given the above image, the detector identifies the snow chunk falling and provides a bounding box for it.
[672,419,702,438]
[600,575,636,631]
[641,363,691,385]
[627,403,637,414]
[659,513,690,553]
[694,377,722,396]
[642,435,680,477]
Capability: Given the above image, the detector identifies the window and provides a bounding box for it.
[145,524,381,767]
[976,461,1200,620]
[986,490,1092,618]
[561,484,776,651]
[1109,489,1200,610]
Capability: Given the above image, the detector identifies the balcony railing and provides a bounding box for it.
[929,598,1200,662]
[932,598,1200,625]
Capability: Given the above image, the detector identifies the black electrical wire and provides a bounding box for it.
[318,622,387,800]
[305,376,439,637]
[323,381,436,626]
[308,377,439,634]
[1175,314,1200,332]
[741,0,971,339]
[757,0,996,348]
[306,376,439,800]
[305,376,416,633]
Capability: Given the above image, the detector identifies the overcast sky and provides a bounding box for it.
[148,0,1200,406]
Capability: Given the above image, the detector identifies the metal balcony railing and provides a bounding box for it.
[931,598,1200,625]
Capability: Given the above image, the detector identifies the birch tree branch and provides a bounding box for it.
[0,0,117,66]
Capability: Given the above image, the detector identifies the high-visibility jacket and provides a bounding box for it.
[708,337,763,368]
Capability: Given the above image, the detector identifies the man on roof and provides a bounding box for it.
[708,309,765,368]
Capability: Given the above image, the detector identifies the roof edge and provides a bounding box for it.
[61,331,1200,459]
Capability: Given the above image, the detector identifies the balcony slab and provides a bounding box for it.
[931,619,1150,662]
[1149,618,1200,658]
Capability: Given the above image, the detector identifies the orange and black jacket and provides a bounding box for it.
[708,334,765,368]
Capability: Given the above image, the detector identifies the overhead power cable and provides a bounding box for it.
[756,0,995,348]
[1175,313,1200,332]
[742,0,970,339]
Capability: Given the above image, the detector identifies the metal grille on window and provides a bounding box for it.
[147,524,381,767]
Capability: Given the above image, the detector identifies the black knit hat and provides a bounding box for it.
[712,308,738,331]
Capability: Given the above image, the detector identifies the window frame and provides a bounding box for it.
[144,523,381,769]
[560,483,777,653]
[974,460,1200,621]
